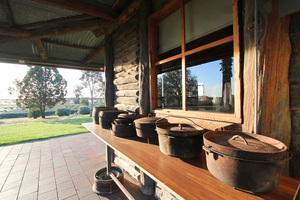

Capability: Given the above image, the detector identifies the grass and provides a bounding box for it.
[0,115,93,146]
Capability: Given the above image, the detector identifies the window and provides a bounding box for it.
[149,0,241,123]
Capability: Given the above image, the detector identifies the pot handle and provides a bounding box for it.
[229,135,249,145]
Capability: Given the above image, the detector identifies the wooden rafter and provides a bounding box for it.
[31,0,118,20]
[41,39,95,51]
[0,0,15,26]
[34,39,47,60]
[0,26,31,37]
[21,14,95,30]
[0,53,104,71]
[84,46,105,64]
[107,0,142,35]
[0,19,110,45]
[112,0,130,12]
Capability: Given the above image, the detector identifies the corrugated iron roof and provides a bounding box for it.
[10,0,81,25]
[0,0,134,71]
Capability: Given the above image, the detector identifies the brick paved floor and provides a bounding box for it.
[0,132,154,200]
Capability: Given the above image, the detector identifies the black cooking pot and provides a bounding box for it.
[156,123,207,159]
[203,131,287,193]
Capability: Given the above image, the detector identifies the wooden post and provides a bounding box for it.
[243,0,291,174]
[105,34,115,107]
[139,0,153,116]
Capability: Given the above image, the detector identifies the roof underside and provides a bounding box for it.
[0,0,136,71]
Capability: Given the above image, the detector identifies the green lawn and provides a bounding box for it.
[0,116,93,146]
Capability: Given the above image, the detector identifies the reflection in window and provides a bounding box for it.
[158,69,182,109]
[187,57,234,113]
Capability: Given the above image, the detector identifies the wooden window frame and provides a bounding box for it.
[149,0,242,123]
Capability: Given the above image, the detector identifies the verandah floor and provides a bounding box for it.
[0,132,154,200]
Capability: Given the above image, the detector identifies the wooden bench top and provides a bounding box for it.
[83,123,300,200]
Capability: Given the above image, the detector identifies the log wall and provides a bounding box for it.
[112,16,140,112]
[289,12,300,180]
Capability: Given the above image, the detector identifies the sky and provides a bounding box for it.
[0,63,92,99]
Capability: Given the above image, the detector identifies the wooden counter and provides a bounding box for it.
[83,123,300,200]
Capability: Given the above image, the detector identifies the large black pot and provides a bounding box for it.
[203,131,287,193]
[111,120,136,137]
[156,123,207,159]
[92,107,117,124]
[99,110,126,129]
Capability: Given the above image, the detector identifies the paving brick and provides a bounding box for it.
[80,193,100,200]
[0,187,19,200]
[58,187,76,200]
[18,191,38,200]
[1,180,21,192]
[77,185,94,198]
[38,189,58,200]
[57,180,74,192]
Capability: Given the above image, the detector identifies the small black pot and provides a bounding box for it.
[92,167,124,195]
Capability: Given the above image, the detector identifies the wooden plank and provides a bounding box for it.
[232,0,242,119]
[83,123,300,200]
[21,14,94,29]
[112,0,130,12]
[0,0,15,26]
[31,0,118,20]
[154,36,233,66]
[41,39,95,50]
[85,46,105,64]
[116,90,139,97]
[149,16,159,110]
[104,34,115,107]
[116,97,138,105]
[180,0,186,111]
[34,39,47,60]
[114,74,138,85]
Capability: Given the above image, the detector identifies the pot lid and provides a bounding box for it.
[134,117,167,124]
[99,110,126,117]
[118,113,140,120]
[156,123,206,137]
[203,131,287,160]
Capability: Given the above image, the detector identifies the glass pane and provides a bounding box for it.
[187,57,234,113]
[158,68,182,110]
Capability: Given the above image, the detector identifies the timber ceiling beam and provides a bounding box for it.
[107,0,142,35]
[0,19,110,45]
[112,0,130,12]
[0,0,15,26]
[34,39,47,60]
[31,0,119,20]
[0,26,31,37]
[41,39,95,51]
[21,14,95,30]
[84,46,105,64]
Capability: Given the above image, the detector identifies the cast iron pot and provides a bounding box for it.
[92,167,124,195]
[92,107,117,124]
[99,110,126,129]
[203,131,287,193]
[156,123,207,159]
[111,120,137,137]
[134,116,167,142]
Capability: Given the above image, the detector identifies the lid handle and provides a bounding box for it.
[230,135,249,145]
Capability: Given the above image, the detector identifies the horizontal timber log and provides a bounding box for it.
[113,27,139,48]
[114,37,139,55]
[114,42,139,60]
[115,82,139,90]
[113,16,138,40]
[116,97,138,105]
[114,52,139,67]
[114,58,139,71]
[114,48,139,61]
[113,74,138,85]
[116,90,139,97]
[115,104,139,113]
[115,66,138,78]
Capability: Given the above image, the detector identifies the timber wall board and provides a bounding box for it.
[112,16,140,112]
[289,11,300,181]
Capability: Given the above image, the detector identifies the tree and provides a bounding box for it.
[77,71,105,116]
[9,66,67,118]
[158,69,198,108]
[73,85,83,104]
